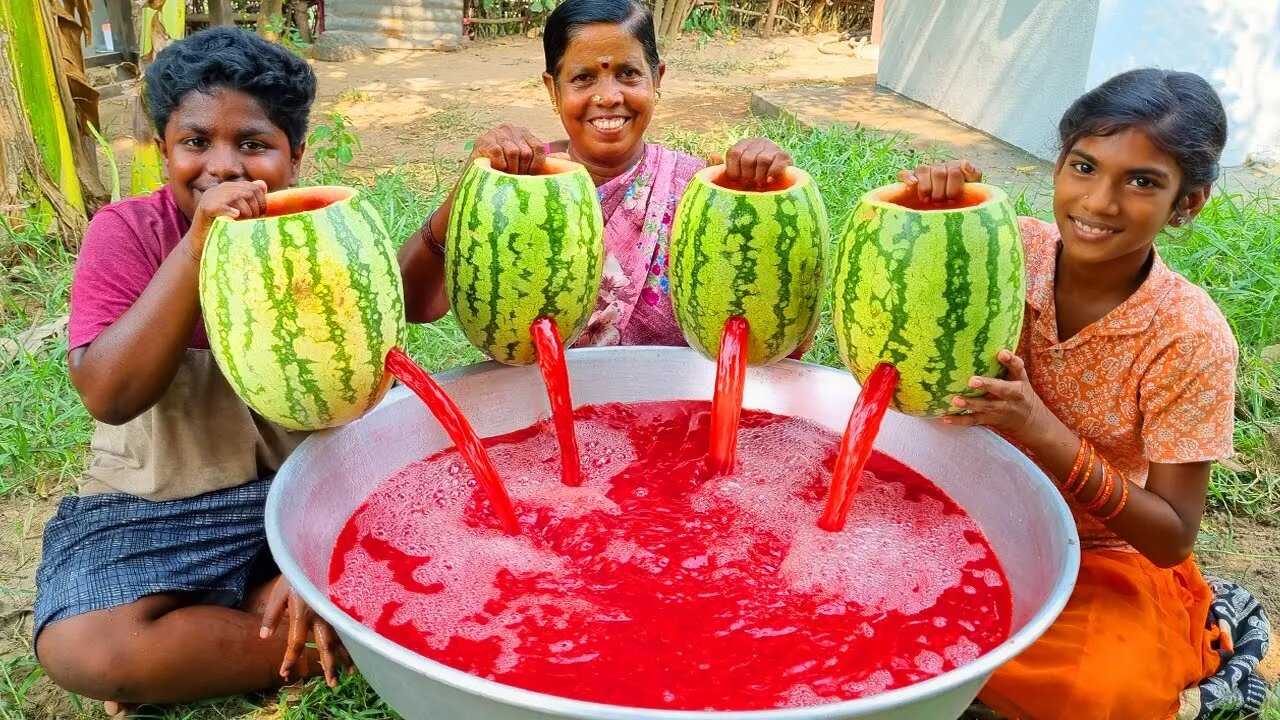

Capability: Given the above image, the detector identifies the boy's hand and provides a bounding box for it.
[470,123,546,175]
[187,179,269,258]
[944,350,1054,443]
[899,160,982,203]
[259,576,351,687]
[711,138,792,189]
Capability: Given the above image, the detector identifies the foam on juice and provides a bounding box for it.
[329,400,1012,711]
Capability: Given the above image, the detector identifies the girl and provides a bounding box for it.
[904,68,1268,719]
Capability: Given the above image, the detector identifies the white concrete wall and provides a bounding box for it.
[876,0,1100,161]
[1087,0,1280,167]
[325,0,464,49]
[877,0,1280,167]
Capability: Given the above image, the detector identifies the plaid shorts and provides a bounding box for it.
[33,476,278,639]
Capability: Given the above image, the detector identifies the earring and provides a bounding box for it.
[1172,215,1185,227]
[551,101,559,115]
[655,90,662,104]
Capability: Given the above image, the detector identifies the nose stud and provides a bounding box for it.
[592,95,602,104]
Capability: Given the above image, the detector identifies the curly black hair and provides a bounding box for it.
[145,26,317,151]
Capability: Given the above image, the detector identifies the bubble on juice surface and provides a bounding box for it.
[779,478,987,616]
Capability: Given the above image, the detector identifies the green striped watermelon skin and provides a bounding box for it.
[833,182,1025,417]
[199,186,406,431]
[669,166,828,365]
[445,158,604,365]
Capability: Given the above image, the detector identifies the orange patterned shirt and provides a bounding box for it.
[1015,217,1237,551]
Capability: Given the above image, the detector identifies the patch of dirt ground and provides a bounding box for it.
[1198,513,1280,682]
[92,34,875,183]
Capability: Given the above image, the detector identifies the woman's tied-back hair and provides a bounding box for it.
[543,0,660,78]
[145,27,317,151]
[1058,68,1228,195]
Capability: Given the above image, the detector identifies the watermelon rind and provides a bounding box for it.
[669,165,829,365]
[445,157,605,366]
[833,181,1026,417]
[199,185,406,431]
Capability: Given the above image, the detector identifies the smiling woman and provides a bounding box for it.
[399,0,797,347]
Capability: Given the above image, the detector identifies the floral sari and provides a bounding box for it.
[573,143,705,348]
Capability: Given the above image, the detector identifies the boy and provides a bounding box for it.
[35,27,345,714]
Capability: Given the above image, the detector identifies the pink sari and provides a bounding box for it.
[572,143,706,348]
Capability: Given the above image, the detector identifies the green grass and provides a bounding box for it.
[1158,190,1280,514]
[0,224,91,497]
[0,656,45,720]
[0,117,1276,718]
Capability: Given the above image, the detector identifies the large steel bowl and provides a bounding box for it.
[266,346,1079,720]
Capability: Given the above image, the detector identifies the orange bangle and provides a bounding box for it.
[1085,462,1116,513]
[1067,443,1095,496]
[1064,440,1090,491]
[1099,471,1130,522]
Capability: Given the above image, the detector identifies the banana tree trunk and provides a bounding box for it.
[0,0,84,210]
[0,30,86,242]
[48,0,108,207]
[131,0,184,196]
[291,0,312,43]
[762,0,780,36]
[652,0,670,43]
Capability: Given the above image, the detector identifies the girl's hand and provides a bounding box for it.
[188,179,269,257]
[714,138,792,189]
[470,123,547,175]
[898,160,982,203]
[944,350,1055,443]
[259,576,350,687]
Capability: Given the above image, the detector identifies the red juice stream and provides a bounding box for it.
[330,399,1011,711]
[819,362,900,532]
[530,318,581,487]
[708,315,748,474]
[384,348,521,535]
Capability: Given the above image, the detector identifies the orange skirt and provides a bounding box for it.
[978,550,1221,720]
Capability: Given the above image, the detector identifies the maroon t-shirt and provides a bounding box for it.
[69,186,207,350]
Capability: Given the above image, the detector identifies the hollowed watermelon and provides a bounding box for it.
[199,185,406,431]
[669,165,829,365]
[445,157,605,365]
[833,182,1026,416]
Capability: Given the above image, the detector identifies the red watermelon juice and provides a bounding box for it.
[328,400,1011,711]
